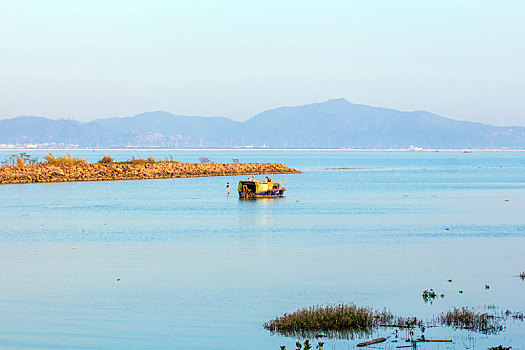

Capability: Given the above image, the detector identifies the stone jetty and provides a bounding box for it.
[0,162,300,185]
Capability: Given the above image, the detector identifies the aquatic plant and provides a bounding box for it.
[504,309,524,321]
[438,307,504,334]
[287,340,321,350]
[303,339,311,350]
[264,303,418,338]
[422,289,437,303]
[43,153,87,166]
[270,303,524,348]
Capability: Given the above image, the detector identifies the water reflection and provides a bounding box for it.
[1,151,525,349]
[236,196,285,227]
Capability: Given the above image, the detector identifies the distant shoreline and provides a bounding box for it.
[0,148,524,152]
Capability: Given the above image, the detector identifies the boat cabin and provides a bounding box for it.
[238,176,285,198]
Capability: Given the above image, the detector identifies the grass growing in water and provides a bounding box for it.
[267,304,524,342]
[264,303,421,338]
[438,307,503,334]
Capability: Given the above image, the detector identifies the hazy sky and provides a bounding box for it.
[0,0,524,125]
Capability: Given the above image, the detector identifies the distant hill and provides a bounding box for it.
[240,99,525,148]
[0,116,118,148]
[91,112,240,148]
[1,99,524,148]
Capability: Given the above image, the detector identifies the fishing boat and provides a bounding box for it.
[238,176,286,199]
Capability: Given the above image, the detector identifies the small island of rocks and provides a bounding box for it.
[0,153,300,185]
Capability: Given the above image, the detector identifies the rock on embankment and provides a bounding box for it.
[0,162,300,185]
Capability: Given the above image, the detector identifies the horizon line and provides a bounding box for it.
[1,148,524,152]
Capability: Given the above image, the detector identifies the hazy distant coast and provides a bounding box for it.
[1,147,524,152]
[0,161,300,185]
[2,99,524,149]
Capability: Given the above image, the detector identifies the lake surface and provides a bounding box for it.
[1,150,524,349]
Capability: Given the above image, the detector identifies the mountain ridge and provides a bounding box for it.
[1,99,524,149]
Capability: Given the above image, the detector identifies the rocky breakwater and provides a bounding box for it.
[0,162,300,185]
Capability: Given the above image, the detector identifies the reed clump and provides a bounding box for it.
[438,307,503,334]
[96,155,180,164]
[264,303,410,336]
[123,156,157,164]
[267,304,524,342]
[43,153,87,166]
[119,156,179,164]
[98,155,114,164]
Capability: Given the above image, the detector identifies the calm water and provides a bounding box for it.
[1,151,524,349]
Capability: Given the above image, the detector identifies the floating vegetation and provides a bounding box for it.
[267,303,525,344]
[438,307,503,334]
[264,303,421,339]
[504,309,524,321]
[278,340,325,350]
[280,339,324,350]
[422,289,437,303]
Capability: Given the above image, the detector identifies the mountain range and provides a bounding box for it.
[1,99,524,149]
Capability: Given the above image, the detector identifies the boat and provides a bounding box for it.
[238,176,286,199]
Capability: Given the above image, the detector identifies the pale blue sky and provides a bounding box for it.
[0,0,524,125]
